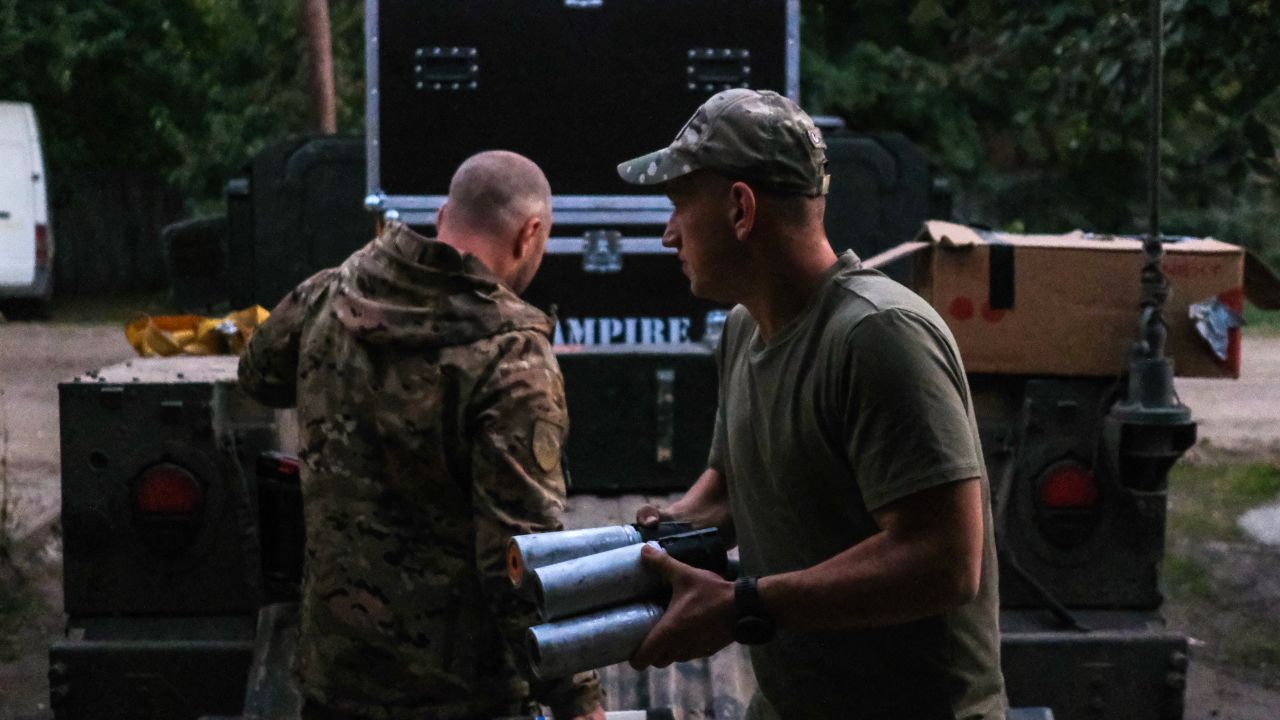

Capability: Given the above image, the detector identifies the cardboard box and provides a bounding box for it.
[865,221,1280,378]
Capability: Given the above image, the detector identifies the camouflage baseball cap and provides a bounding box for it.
[617,88,829,196]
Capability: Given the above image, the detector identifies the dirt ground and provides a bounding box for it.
[1173,336,1280,719]
[0,321,1278,719]
[1180,338,1280,457]
[0,322,134,719]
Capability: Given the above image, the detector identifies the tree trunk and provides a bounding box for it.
[301,0,337,134]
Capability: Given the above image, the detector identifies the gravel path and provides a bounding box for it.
[1178,335,1280,455]
[0,322,134,719]
[0,323,135,547]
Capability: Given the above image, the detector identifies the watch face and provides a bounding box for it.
[734,615,775,645]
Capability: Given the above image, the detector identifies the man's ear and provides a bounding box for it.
[436,200,449,230]
[728,181,757,241]
[513,216,543,260]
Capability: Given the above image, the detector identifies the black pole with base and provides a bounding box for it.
[1102,0,1198,606]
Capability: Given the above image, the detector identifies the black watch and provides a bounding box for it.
[731,575,776,645]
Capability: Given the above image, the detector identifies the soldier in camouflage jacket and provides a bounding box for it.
[239,152,603,720]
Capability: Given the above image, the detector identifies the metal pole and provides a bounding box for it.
[1110,0,1190,425]
[1147,0,1162,249]
[1140,0,1168,361]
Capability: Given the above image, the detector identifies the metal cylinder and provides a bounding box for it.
[508,525,643,589]
[532,542,662,621]
[528,602,663,679]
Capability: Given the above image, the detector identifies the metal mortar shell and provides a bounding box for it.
[508,525,643,588]
[532,541,662,621]
[527,602,664,679]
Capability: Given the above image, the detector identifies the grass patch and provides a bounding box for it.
[1165,459,1280,686]
[1234,464,1280,502]
[1167,462,1280,541]
[1244,302,1280,337]
[1163,554,1215,600]
[1222,630,1280,675]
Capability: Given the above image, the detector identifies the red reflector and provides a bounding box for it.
[276,456,300,477]
[1039,464,1099,509]
[1218,288,1244,378]
[35,224,49,267]
[135,464,202,514]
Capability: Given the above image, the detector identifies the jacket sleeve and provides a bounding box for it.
[469,330,602,718]
[238,269,335,408]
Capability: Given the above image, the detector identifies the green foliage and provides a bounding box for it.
[0,0,364,209]
[802,0,1280,245]
[1,0,1277,247]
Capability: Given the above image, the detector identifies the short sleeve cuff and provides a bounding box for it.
[860,462,984,512]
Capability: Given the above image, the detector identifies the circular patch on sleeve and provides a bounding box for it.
[531,418,563,473]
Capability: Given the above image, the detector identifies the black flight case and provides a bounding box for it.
[366,0,797,492]
[365,0,932,492]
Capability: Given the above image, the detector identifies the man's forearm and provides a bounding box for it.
[666,467,732,531]
[758,528,975,631]
[758,478,984,631]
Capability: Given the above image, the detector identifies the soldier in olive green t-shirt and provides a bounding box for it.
[705,255,1004,720]
[616,89,1007,719]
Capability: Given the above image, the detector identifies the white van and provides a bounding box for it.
[0,101,53,309]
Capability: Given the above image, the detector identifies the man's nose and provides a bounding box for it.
[661,220,679,248]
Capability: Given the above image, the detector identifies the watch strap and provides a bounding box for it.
[734,575,770,622]
[732,575,775,645]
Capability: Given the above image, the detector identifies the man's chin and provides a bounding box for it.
[687,280,723,303]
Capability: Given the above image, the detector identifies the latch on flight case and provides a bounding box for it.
[414,47,479,92]
[687,48,752,93]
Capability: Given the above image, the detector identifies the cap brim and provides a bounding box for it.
[616,148,698,186]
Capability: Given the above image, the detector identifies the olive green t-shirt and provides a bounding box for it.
[708,252,1006,720]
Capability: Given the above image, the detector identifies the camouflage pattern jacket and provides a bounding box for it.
[239,222,600,719]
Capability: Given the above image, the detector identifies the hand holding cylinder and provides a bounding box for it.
[514,524,730,678]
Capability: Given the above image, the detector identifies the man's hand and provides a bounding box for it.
[570,706,607,720]
[634,467,733,533]
[629,544,735,669]
[635,503,673,528]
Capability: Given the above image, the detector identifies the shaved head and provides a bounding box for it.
[444,150,551,239]
[436,151,553,294]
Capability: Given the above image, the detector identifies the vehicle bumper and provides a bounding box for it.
[48,615,255,720]
[1001,610,1188,720]
[0,265,53,300]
